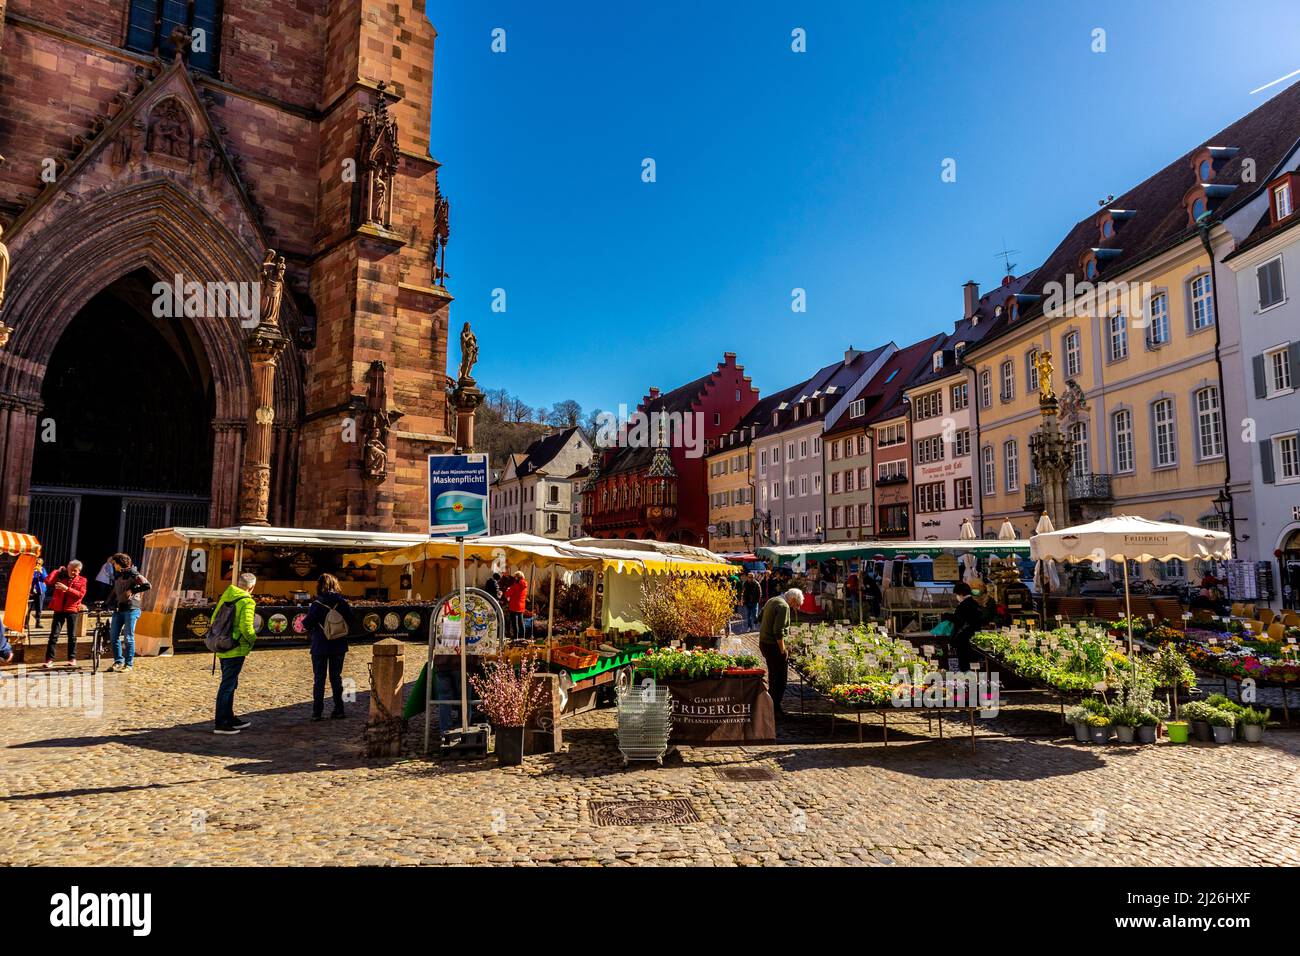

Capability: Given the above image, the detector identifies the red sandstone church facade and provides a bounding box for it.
[0,1,455,565]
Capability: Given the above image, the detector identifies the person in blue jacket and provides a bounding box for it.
[28,559,47,630]
[303,573,355,721]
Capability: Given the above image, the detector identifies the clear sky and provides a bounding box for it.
[425,0,1300,415]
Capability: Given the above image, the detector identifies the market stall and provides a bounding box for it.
[138,526,432,655]
[0,530,41,638]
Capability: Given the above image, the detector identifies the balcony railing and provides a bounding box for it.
[1024,473,1113,511]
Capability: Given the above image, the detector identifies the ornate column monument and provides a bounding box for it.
[1027,350,1072,531]
[450,321,483,452]
[239,250,289,525]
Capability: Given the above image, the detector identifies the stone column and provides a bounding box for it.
[239,333,286,525]
[366,638,405,757]
[1030,402,1072,532]
[450,378,483,453]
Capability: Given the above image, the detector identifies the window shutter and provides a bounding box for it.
[1257,265,1270,309]
[1253,354,1267,399]
[1290,342,1300,382]
[1261,440,1275,484]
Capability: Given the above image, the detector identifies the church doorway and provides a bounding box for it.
[27,271,214,570]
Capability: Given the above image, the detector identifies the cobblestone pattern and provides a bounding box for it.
[1,645,1297,866]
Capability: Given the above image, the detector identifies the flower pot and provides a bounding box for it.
[1192,720,1212,742]
[1165,721,1189,743]
[1073,721,1090,743]
[1115,725,1136,744]
[1211,725,1234,745]
[1088,726,1110,744]
[1241,723,1264,743]
[493,724,526,766]
[1136,725,1157,744]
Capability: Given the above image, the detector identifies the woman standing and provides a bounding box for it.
[303,573,355,721]
[504,571,528,641]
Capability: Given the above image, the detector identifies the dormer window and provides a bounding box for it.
[954,341,967,362]
[1269,174,1296,223]
[1081,251,1098,280]
[933,351,945,371]
[1007,297,1019,321]
[1198,159,1212,181]
[1101,217,1114,239]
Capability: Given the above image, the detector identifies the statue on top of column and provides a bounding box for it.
[258,249,286,331]
[1035,349,1056,404]
[457,321,478,383]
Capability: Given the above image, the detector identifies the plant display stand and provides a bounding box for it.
[616,677,673,766]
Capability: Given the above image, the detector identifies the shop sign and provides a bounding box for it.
[932,554,960,581]
[665,676,775,744]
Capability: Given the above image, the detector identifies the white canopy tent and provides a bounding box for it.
[1030,515,1232,658]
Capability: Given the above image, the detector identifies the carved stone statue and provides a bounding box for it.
[147,99,193,162]
[457,321,478,383]
[359,83,399,230]
[364,435,388,480]
[431,190,450,284]
[0,224,9,313]
[1035,349,1056,403]
[258,249,286,330]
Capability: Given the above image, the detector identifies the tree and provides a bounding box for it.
[548,399,582,428]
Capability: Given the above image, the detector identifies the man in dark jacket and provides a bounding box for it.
[740,572,761,631]
[758,588,802,717]
[482,571,502,605]
[946,582,984,671]
[106,553,150,673]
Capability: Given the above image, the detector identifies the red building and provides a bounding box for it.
[582,353,758,544]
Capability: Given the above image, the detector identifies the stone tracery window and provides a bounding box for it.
[127,1,223,75]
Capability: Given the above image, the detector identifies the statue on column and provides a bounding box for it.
[258,249,286,331]
[1035,350,1056,404]
[457,321,478,383]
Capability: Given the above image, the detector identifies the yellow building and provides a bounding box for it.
[966,90,1300,553]
[705,438,754,553]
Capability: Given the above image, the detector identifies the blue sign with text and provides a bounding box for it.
[427,454,490,538]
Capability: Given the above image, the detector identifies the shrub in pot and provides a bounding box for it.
[1135,710,1159,744]
[1207,707,1236,745]
[1086,714,1112,744]
[1064,704,1091,743]
[1109,702,1144,743]
[1236,706,1269,743]
[1182,701,1215,742]
[470,654,548,767]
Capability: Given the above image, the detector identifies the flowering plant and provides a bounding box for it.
[469,654,548,728]
[638,576,736,641]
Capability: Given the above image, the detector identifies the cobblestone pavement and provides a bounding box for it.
[2,645,1298,866]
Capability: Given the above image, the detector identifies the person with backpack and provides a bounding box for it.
[106,552,151,673]
[302,573,355,721]
[44,560,88,667]
[211,572,258,735]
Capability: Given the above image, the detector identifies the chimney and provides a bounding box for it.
[648,387,660,399]
[844,345,863,365]
[962,280,979,320]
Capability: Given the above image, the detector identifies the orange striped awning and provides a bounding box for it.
[0,531,40,556]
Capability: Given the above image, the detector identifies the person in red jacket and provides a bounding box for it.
[44,559,88,666]
[503,571,529,641]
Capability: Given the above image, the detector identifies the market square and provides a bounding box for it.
[0,0,1298,905]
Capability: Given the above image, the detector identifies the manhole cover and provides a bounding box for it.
[589,798,699,826]
[715,767,778,782]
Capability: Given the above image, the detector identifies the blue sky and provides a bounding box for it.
[426,0,1300,415]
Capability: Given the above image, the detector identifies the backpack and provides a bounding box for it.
[204,597,248,653]
[314,599,349,641]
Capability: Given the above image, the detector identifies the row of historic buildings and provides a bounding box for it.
[579,81,1300,599]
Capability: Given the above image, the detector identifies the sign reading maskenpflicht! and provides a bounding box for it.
[427,454,490,538]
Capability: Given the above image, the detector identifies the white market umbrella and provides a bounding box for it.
[1031,515,1232,662]
[959,518,977,540]
[1032,513,1061,593]
[997,519,1018,541]
[958,519,979,582]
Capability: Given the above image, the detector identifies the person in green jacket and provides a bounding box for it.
[758,588,802,717]
[214,573,258,735]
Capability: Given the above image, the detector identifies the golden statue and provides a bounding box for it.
[0,224,9,313]
[1035,349,1056,403]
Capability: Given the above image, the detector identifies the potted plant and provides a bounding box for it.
[1236,706,1269,743]
[1181,701,1215,742]
[470,654,548,767]
[1086,713,1112,744]
[1064,704,1091,743]
[1109,703,1141,743]
[1165,719,1190,743]
[1207,707,1236,745]
[1136,708,1160,744]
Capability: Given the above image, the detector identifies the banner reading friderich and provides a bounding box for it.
[665,677,776,745]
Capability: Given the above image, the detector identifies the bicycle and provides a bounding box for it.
[86,603,111,674]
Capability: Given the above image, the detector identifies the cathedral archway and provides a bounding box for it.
[0,176,306,550]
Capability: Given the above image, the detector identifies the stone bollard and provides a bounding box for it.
[365,638,405,757]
